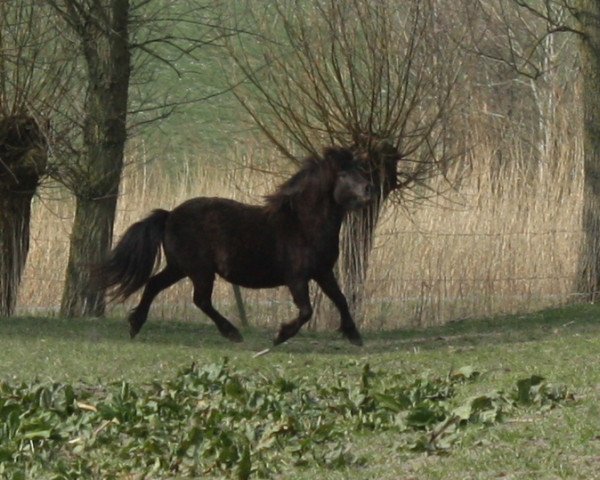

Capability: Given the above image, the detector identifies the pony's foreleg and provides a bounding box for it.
[129,266,184,338]
[315,270,363,346]
[191,275,243,343]
[274,280,312,345]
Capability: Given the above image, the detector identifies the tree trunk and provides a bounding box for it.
[0,193,34,316]
[338,195,384,322]
[0,116,47,316]
[576,1,600,300]
[60,0,131,317]
[61,196,119,316]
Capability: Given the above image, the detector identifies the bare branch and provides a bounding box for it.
[221,0,474,230]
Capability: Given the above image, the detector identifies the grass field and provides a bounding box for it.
[2,304,600,479]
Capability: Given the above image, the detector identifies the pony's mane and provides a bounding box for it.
[264,147,354,214]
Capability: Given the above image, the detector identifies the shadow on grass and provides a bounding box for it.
[2,302,600,355]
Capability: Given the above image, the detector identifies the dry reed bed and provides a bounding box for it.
[362,141,583,329]
[17,140,583,330]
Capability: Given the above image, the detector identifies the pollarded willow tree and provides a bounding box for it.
[0,2,73,316]
[46,0,133,318]
[47,0,236,317]
[225,0,468,319]
[0,115,46,317]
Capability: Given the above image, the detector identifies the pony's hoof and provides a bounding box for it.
[273,324,298,346]
[224,329,244,343]
[129,324,141,339]
[340,328,364,346]
[347,334,364,347]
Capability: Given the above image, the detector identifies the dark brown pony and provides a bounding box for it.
[96,147,372,346]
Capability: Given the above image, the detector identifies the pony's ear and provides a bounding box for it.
[323,146,354,169]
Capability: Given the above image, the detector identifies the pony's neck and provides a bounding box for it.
[296,194,345,241]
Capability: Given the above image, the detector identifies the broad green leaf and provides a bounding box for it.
[236,443,252,480]
[452,403,472,421]
[450,366,480,381]
[0,360,572,476]
[21,429,52,440]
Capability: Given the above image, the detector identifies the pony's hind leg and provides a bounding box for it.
[129,266,184,338]
[274,280,312,345]
[191,274,243,343]
[315,270,363,346]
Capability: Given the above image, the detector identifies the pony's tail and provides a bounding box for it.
[95,209,170,301]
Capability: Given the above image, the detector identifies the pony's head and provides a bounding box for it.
[265,146,373,213]
[323,147,372,210]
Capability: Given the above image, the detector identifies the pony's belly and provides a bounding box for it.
[219,271,284,289]
[213,241,285,288]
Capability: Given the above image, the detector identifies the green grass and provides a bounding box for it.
[2,304,600,478]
